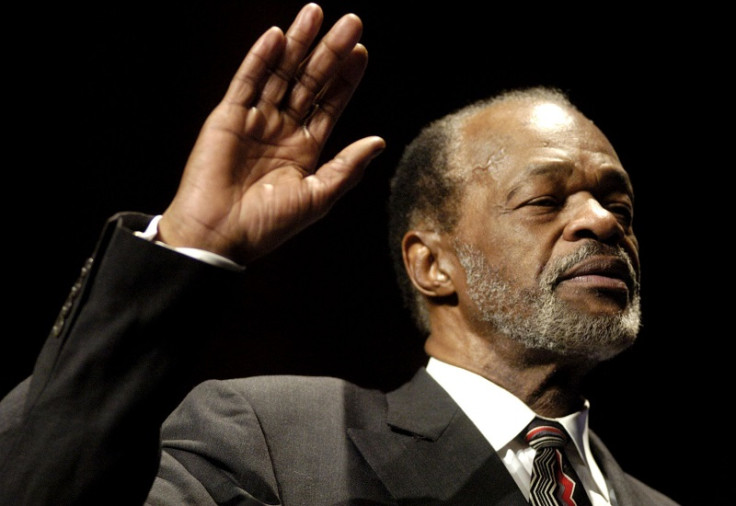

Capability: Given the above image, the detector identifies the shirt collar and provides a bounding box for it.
[425,357,591,463]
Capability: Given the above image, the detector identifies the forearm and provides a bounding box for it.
[0,213,247,506]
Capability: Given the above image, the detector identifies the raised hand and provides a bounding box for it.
[158,3,385,264]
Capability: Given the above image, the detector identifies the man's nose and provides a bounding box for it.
[562,195,625,244]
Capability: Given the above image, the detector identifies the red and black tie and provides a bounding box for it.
[524,418,592,506]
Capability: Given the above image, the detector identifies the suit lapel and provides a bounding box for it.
[348,369,527,505]
[588,431,646,506]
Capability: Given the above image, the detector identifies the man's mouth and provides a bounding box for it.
[555,256,634,293]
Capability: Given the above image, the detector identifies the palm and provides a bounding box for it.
[160,4,384,264]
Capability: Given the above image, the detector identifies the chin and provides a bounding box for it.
[515,293,642,362]
[559,290,633,315]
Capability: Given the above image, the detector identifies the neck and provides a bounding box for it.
[425,326,595,418]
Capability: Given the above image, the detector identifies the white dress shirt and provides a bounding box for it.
[134,215,244,271]
[426,357,613,506]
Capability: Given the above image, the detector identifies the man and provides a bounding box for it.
[0,3,679,505]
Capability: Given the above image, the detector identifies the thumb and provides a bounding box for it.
[309,136,386,202]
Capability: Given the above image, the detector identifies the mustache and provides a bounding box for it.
[542,242,639,289]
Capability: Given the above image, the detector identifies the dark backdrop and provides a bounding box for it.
[5,2,726,504]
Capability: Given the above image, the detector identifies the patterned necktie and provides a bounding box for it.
[524,418,592,506]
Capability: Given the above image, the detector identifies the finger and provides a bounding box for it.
[303,43,368,145]
[259,3,324,106]
[223,26,286,107]
[307,135,385,208]
[284,12,364,121]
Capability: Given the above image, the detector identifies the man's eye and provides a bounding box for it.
[526,197,560,207]
[608,204,633,225]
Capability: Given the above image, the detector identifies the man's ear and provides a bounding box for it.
[402,230,456,297]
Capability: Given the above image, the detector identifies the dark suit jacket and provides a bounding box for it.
[0,213,679,505]
[150,370,679,505]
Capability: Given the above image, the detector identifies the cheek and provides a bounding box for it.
[504,224,560,279]
[456,206,562,284]
[625,234,640,276]
[479,229,552,284]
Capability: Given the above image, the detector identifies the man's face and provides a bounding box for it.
[451,100,640,360]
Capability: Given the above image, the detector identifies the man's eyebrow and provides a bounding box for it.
[597,168,635,198]
[505,162,573,203]
[505,162,634,203]
[523,162,574,179]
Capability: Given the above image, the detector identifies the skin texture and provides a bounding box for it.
[158,3,385,265]
[402,100,640,417]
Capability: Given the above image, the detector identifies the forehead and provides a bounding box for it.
[457,100,625,180]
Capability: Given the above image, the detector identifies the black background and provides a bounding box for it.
[4,2,727,504]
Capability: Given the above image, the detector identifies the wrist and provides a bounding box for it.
[138,215,244,271]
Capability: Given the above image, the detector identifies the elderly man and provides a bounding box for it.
[0,4,678,505]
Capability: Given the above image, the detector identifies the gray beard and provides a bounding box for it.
[455,241,641,361]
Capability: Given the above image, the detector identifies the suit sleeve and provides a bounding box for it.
[145,380,280,506]
[0,213,248,506]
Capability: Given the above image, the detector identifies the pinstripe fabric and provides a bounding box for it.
[525,418,592,506]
